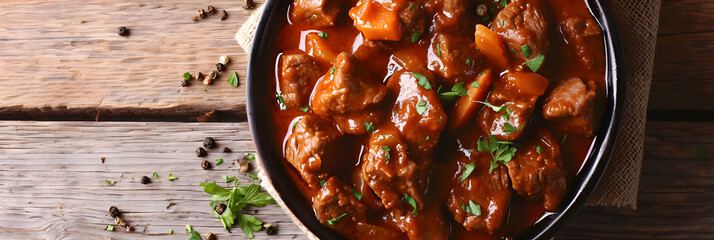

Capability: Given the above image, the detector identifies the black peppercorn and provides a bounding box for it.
[126,226,135,232]
[197,9,206,19]
[265,225,278,235]
[243,0,256,10]
[207,5,215,15]
[215,203,226,215]
[216,63,226,72]
[206,232,216,240]
[181,79,190,87]
[209,71,218,80]
[109,206,120,218]
[203,137,216,149]
[223,147,231,153]
[141,176,151,184]
[201,160,211,170]
[220,10,228,20]
[118,26,130,37]
[196,147,207,157]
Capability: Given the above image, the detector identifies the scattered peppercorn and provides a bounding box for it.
[192,15,199,22]
[181,79,190,87]
[118,26,130,37]
[223,147,232,153]
[101,157,106,163]
[126,226,135,232]
[219,55,230,65]
[115,217,127,228]
[476,4,488,17]
[206,232,217,240]
[238,159,250,173]
[216,63,226,72]
[194,72,203,81]
[209,71,218,80]
[215,203,227,215]
[243,0,256,10]
[265,225,278,235]
[203,75,212,85]
[109,206,120,218]
[141,176,151,184]
[203,137,216,149]
[197,9,206,19]
[206,5,216,15]
[220,10,228,20]
[196,147,207,157]
[201,160,211,170]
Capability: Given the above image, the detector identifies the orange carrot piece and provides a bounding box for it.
[474,24,510,71]
[305,32,339,65]
[449,69,495,131]
[349,0,403,41]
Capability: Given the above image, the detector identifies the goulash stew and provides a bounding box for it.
[269,0,605,238]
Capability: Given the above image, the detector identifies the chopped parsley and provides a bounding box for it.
[409,3,415,10]
[472,81,480,88]
[382,146,391,163]
[460,163,476,181]
[403,194,418,215]
[168,229,173,234]
[248,173,259,180]
[364,122,374,132]
[426,136,430,140]
[499,19,505,27]
[330,67,337,74]
[105,179,112,185]
[183,72,191,81]
[105,225,114,231]
[436,43,442,56]
[523,54,545,72]
[536,146,543,153]
[276,94,287,110]
[318,32,328,39]
[300,106,309,112]
[416,101,427,115]
[319,180,326,186]
[246,153,256,162]
[503,122,519,133]
[475,101,507,112]
[411,31,421,43]
[353,188,363,200]
[200,181,275,238]
[502,113,509,121]
[327,213,348,225]
[413,73,432,90]
[223,175,236,183]
[561,134,568,144]
[462,200,482,216]
[168,174,178,181]
[521,45,531,58]
[152,171,159,179]
[216,158,224,165]
[477,135,517,174]
[439,82,468,101]
[226,72,239,87]
[466,58,472,66]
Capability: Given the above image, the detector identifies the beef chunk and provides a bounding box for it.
[491,0,549,63]
[427,33,482,83]
[433,0,471,31]
[355,222,404,239]
[313,177,367,235]
[542,77,597,136]
[560,17,604,69]
[447,132,512,233]
[361,125,422,210]
[332,107,385,135]
[387,204,450,240]
[285,115,342,188]
[280,53,321,108]
[478,72,549,141]
[291,0,342,27]
[386,70,447,154]
[349,0,425,41]
[311,52,388,115]
[506,128,567,211]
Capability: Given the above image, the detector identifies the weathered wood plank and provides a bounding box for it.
[0,0,263,121]
[658,0,714,35]
[0,121,712,239]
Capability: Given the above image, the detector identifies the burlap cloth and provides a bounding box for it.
[242,0,661,213]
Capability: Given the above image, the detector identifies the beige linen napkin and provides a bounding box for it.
[242,0,661,210]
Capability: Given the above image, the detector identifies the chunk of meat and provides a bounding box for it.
[427,33,482,82]
[361,125,422,210]
[560,17,604,69]
[387,204,450,240]
[491,0,549,63]
[355,222,404,239]
[506,128,567,211]
[542,77,597,136]
[313,177,367,236]
[311,52,388,115]
[291,0,343,27]
[279,53,321,108]
[448,132,512,233]
[478,72,549,141]
[349,0,424,41]
[332,106,385,135]
[386,70,447,154]
[433,0,470,31]
[285,115,342,188]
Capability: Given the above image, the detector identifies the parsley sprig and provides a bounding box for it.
[477,135,517,173]
[200,181,275,238]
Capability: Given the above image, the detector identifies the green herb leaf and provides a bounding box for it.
[416,101,427,115]
[439,91,460,101]
[186,224,192,233]
[409,3,415,10]
[536,146,542,153]
[452,82,468,96]
[327,213,348,225]
[330,67,337,74]
[248,173,259,181]
[188,230,201,240]
[223,175,236,183]
[412,73,432,90]
[523,54,545,72]
[236,212,263,239]
[503,122,519,133]
[168,174,178,181]
[382,146,391,163]
[227,72,239,87]
[475,101,507,112]
[502,113,509,121]
[477,135,517,174]
[168,229,173,234]
[426,136,430,140]
[521,45,531,58]
[105,225,114,231]
[216,158,224,165]
[240,184,275,207]
[466,58,472,66]
[276,94,286,110]
[462,200,482,216]
[353,188,363,200]
[152,172,159,179]
[246,153,256,162]
[105,180,112,185]
[318,32,328,39]
[364,122,374,132]
[200,181,231,201]
[411,31,421,43]
[300,106,309,112]
[183,72,191,81]
[319,180,326,186]
[561,134,568,144]
[403,194,418,215]
[501,0,508,8]
[436,43,441,56]
[499,19,505,27]
[472,81,480,88]
[460,163,476,181]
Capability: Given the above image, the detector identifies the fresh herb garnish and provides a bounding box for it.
[382,146,391,163]
[183,72,191,81]
[330,67,337,74]
[466,58,472,66]
[227,72,239,87]
[499,19,505,27]
[223,175,236,183]
[216,158,224,165]
[416,101,427,115]
[168,229,173,234]
[319,180,326,186]
[426,136,430,140]
[503,122,519,133]
[460,163,476,181]
[276,94,287,110]
[168,174,178,181]
[248,173,259,181]
[300,106,309,112]
[536,146,543,153]
[153,171,159,179]
[403,194,418,215]
[411,31,421,43]
[353,188,363,200]
[462,200,482,216]
[200,181,275,238]
[523,54,545,72]
[521,45,531,58]
[105,225,114,231]
[318,32,328,39]
[409,3,415,10]
[436,43,441,56]
[246,153,256,162]
[471,81,480,88]
[187,224,201,240]
[413,73,432,90]
[475,101,507,112]
[501,0,508,8]
[327,213,347,225]
[364,122,374,132]
[561,134,568,144]
[477,135,517,174]
[502,113,509,121]
[439,82,468,101]
[105,180,112,185]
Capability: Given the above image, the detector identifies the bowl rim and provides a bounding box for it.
[246,0,625,239]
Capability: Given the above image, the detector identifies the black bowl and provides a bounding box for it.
[247,0,625,239]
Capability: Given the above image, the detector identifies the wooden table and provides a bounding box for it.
[0,0,711,239]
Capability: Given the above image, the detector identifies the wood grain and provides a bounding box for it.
[658,0,714,35]
[0,121,711,239]
[0,0,263,121]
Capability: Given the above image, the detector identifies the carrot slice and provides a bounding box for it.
[474,25,510,71]
[349,0,403,41]
[449,69,495,131]
[305,32,339,65]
